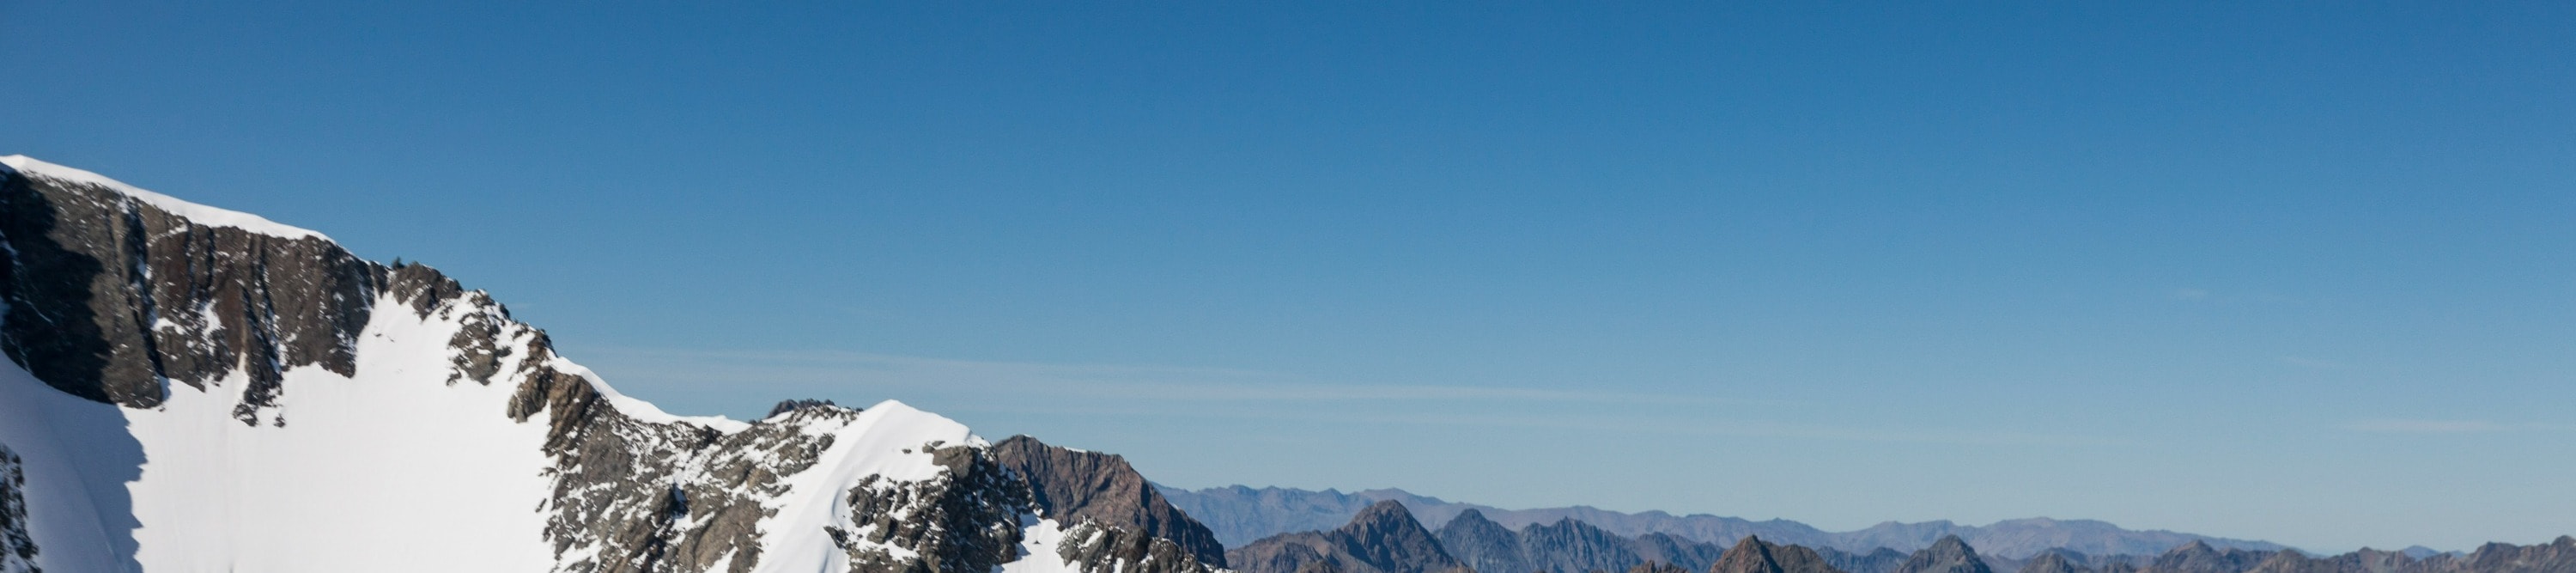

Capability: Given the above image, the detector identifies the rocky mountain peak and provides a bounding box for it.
[2146,539,2271,573]
[990,436,1227,567]
[1229,500,1464,573]
[1892,535,1993,573]
[1713,536,1848,573]
[0,155,1234,573]
[2020,552,2091,573]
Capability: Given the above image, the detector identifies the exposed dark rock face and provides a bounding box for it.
[992,436,1227,567]
[839,444,1031,573]
[1054,520,1226,573]
[2145,541,2275,573]
[1820,547,1910,573]
[769,399,842,418]
[0,444,33,573]
[1710,536,1848,573]
[1632,563,1692,573]
[0,164,374,416]
[1893,537,1995,573]
[1230,501,1467,573]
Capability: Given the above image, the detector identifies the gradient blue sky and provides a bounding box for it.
[5,1,2573,554]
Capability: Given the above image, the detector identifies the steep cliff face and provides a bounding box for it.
[0,155,1222,573]
[992,436,1228,568]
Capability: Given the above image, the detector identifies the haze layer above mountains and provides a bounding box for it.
[1159,485,2283,558]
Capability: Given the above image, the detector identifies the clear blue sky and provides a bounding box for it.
[5,1,2572,554]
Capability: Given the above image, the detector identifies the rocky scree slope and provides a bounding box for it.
[0,155,1225,573]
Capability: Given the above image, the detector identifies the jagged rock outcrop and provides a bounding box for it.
[993,436,1227,567]
[1053,520,1225,573]
[0,445,32,573]
[1230,501,1467,573]
[0,155,1232,573]
[1711,536,1848,573]
[837,443,1030,573]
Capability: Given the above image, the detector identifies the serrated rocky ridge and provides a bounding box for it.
[1434,509,1725,573]
[0,155,1229,573]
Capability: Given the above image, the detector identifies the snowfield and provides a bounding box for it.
[0,155,1059,573]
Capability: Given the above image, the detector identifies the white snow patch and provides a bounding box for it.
[543,357,751,433]
[0,294,561,572]
[0,155,329,241]
[749,399,986,573]
[1000,518,1084,573]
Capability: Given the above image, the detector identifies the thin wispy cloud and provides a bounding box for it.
[2342,419,2509,434]
[573,346,1749,405]
[569,346,2111,447]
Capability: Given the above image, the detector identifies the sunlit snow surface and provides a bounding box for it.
[0,155,1045,572]
[0,291,993,572]
[0,155,328,241]
[1001,518,1085,573]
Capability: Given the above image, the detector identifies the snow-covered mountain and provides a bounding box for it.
[0,155,1225,573]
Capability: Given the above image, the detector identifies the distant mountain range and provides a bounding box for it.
[1224,502,2576,573]
[1160,485,2287,558]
